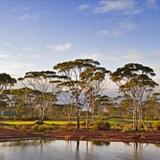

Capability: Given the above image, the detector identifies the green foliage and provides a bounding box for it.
[0,73,16,88]
[80,121,86,127]
[59,122,76,130]
[154,121,160,130]
[91,120,110,130]
[111,63,159,131]
[32,124,57,132]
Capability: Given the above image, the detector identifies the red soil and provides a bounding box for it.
[0,129,160,143]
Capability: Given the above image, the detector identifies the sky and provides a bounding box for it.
[0,0,160,89]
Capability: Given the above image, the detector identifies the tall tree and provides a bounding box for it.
[3,88,41,119]
[0,73,16,91]
[144,92,160,120]
[80,66,111,128]
[111,63,158,130]
[0,73,16,117]
[53,59,102,129]
[18,71,57,123]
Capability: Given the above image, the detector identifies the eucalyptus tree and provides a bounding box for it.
[53,59,103,129]
[80,67,111,128]
[119,97,134,118]
[0,73,16,91]
[57,90,76,122]
[0,73,16,116]
[3,88,42,119]
[144,92,160,120]
[18,71,57,122]
[93,95,113,118]
[111,63,158,130]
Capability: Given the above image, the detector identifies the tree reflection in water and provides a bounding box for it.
[0,140,159,160]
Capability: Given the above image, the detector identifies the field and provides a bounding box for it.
[0,118,158,126]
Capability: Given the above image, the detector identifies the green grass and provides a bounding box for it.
[44,121,77,125]
[0,121,36,125]
[0,118,159,126]
[106,118,159,125]
[106,118,132,125]
[0,120,77,125]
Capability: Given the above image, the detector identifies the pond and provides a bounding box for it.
[0,139,160,160]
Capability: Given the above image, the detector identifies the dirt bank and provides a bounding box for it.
[0,129,160,143]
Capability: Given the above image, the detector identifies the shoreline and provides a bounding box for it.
[0,129,160,144]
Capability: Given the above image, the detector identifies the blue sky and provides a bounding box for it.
[0,0,160,86]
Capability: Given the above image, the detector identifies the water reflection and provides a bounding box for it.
[0,139,159,160]
[92,141,110,146]
[0,139,53,147]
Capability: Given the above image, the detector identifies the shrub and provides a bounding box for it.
[14,125,21,129]
[59,122,75,130]
[20,125,27,131]
[32,124,56,132]
[154,121,160,130]
[32,124,39,131]
[92,120,110,130]
[80,121,86,127]
[35,120,44,125]
[122,124,133,132]
[37,125,50,132]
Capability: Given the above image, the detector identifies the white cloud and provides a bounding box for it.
[79,4,90,11]
[122,50,141,61]
[18,13,39,21]
[0,54,34,77]
[82,50,142,65]
[13,6,31,13]
[99,20,137,37]
[81,52,121,64]
[119,20,137,31]
[0,52,41,77]
[99,29,123,36]
[46,43,72,52]
[94,0,140,15]
[99,30,110,36]
[0,54,8,58]
[82,52,106,61]
[79,0,157,16]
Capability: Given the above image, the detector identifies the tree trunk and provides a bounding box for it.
[76,107,80,130]
[86,110,89,129]
[133,107,138,131]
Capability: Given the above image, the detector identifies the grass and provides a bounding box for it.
[0,120,77,126]
[106,118,133,125]
[44,121,77,125]
[0,118,159,126]
[0,121,36,125]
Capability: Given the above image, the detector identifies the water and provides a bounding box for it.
[0,139,160,160]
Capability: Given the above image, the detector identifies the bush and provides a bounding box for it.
[81,121,86,127]
[59,122,76,130]
[35,120,44,125]
[19,125,27,131]
[37,125,50,132]
[154,121,160,130]
[122,124,133,132]
[92,120,110,130]
[32,124,56,132]
[32,124,39,131]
